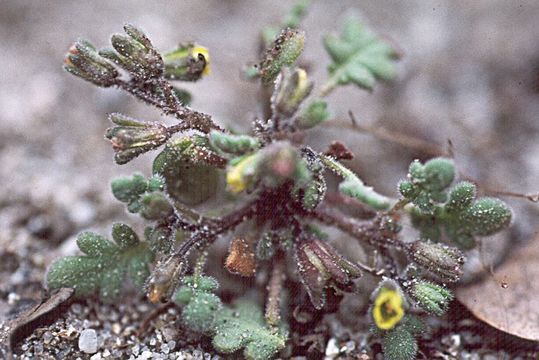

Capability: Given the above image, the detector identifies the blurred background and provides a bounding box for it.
[1,0,538,325]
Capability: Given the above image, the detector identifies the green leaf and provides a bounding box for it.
[209,131,260,155]
[46,225,154,302]
[320,155,391,210]
[399,158,455,213]
[322,15,398,93]
[174,277,287,360]
[111,173,164,213]
[295,100,330,130]
[153,137,221,206]
[410,181,512,250]
[213,300,287,360]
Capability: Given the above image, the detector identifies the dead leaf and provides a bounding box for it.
[8,288,74,351]
[456,234,539,341]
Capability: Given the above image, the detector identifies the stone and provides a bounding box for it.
[79,329,98,354]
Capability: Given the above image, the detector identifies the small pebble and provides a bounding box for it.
[79,328,98,354]
[7,292,20,305]
[325,338,340,357]
[42,331,53,344]
[138,350,153,359]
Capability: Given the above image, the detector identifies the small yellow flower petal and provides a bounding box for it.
[373,287,405,330]
[192,46,211,75]
[226,154,257,194]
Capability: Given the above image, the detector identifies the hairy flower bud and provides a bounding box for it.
[381,326,417,360]
[407,241,465,282]
[256,28,305,84]
[163,43,210,81]
[102,24,163,79]
[295,236,361,309]
[411,281,453,316]
[64,39,118,87]
[147,256,185,303]
[272,67,313,117]
[105,113,170,164]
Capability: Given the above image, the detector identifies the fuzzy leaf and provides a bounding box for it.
[295,100,330,130]
[47,225,154,302]
[174,277,287,360]
[209,131,260,155]
[153,137,221,206]
[399,158,455,213]
[322,15,398,93]
[410,181,512,250]
[111,173,164,213]
[321,155,391,210]
[213,300,287,360]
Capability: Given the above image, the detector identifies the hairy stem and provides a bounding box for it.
[265,255,286,328]
[311,204,403,249]
[114,79,223,133]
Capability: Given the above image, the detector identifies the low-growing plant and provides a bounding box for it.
[46,2,511,359]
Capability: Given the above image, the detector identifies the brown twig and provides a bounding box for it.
[323,111,448,157]
[136,302,174,337]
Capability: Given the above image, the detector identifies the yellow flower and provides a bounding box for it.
[226,154,258,194]
[372,287,405,330]
[192,46,211,76]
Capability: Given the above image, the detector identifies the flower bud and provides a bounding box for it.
[64,39,118,87]
[295,236,361,309]
[260,142,310,188]
[147,256,185,303]
[272,67,313,117]
[407,241,465,282]
[411,281,453,316]
[381,326,417,360]
[257,28,305,84]
[163,43,210,81]
[105,113,170,164]
[105,24,163,79]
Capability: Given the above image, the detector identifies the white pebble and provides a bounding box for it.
[78,329,98,354]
